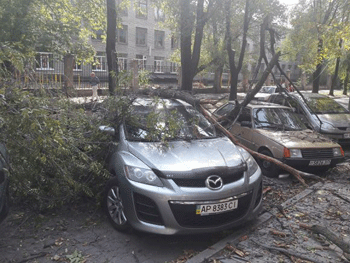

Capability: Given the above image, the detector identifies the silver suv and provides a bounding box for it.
[100,98,262,235]
[268,92,350,145]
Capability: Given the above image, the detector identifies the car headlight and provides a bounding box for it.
[333,147,344,157]
[238,147,259,177]
[321,122,337,132]
[283,148,302,158]
[125,166,163,187]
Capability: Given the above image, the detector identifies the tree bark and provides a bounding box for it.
[63,54,74,97]
[329,39,342,96]
[227,0,250,101]
[106,0,118,95]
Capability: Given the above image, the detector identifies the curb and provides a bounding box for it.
[186,182,324,263]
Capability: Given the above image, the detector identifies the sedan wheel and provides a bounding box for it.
[258,149,280,178]
[103,177,130,231]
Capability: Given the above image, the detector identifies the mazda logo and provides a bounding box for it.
[205,175,223,190]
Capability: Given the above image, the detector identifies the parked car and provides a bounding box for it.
[268,92,350,146]
[214,101,344,178]
[0,143,9,223]
[99,98,263,235]
[254,86,284,101]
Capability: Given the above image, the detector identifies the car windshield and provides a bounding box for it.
[125,102,217,142]
[305,96,349,114]
[260,86,276,94]
[253,108,307,131]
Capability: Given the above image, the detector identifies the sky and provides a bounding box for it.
[279,0,300,9]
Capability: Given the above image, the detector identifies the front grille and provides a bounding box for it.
[169,192,252,228]
[301,148,333,159]
[173,171,244,188]
[133,193,164,226]
[337,127,348,131]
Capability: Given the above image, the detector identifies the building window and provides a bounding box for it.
[117,25,128,44]
[74,59,82,71]
[117,0,128,16]
[117,53,128,71]
[170,62,178,73]
[135,54,146,70]
[136,27,147,46]
[92,52,107,71]
[136,0,147,19]
[154,7,164,21]
[154,30,165,49]
[154,56,164,73]
[35,53,54,70]
[171,35,178,49]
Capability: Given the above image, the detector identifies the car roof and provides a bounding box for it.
[226,100,292,110]
[132,97,192,108]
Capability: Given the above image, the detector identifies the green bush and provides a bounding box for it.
[0,86,129,211]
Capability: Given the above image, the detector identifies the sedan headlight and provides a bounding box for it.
[125,166,163,187]
[238,147,259,177]
[283,148,302,158]
[333,147,344,157]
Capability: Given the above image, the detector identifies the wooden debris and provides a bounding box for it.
[299,224,350,260]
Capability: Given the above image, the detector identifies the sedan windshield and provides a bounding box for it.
[253,108,307,131]
[126,104,216,142]
[305,96,349,114]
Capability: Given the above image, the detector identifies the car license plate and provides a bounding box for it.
[309,160,331,166]
[344,133,350,139]
[196,200,238,216]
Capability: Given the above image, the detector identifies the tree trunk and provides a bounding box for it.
[106,0,118,95]
[330,39,342,96]
[63,54,74,97]
[344,70,349,96]
[227,0,250,101]
[312,39,323,93]
[180,0,194,91]
[213,66,223,93]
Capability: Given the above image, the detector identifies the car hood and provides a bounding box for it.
[315,114,350,129]
[126,137,244,173]
[256,129,338,148]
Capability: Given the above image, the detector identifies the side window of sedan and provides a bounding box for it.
[237,108,251,123]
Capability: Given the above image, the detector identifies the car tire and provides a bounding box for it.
[258,149,280,178]
[103,177,131,232]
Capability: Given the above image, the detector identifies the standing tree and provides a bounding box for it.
[106,0,118,95]
[283,0,347,93]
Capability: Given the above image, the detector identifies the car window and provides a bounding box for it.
[125,104,217,141]
[215,103,235,116]
[237,108,251,123]
[305,96,349,114]
[253,108,307,131]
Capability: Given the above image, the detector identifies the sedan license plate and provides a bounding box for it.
[196,200,238,216]
[344,133,350,139]
[309,160,331,166]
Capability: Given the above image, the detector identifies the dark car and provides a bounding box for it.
[0,143,9,223]
[268,92,350,145]
[99,98,263,235]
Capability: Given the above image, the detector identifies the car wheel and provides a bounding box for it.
[258,149,280,178]
[103,177,131,232]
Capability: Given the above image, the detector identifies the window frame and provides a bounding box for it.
[136,27,147,46]
[35,52,54,70]
[154,30,165,49]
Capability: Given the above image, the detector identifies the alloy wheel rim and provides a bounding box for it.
[107,186,127,225]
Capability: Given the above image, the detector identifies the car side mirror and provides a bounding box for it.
[240,121,252,128]
[99,125,116,136]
